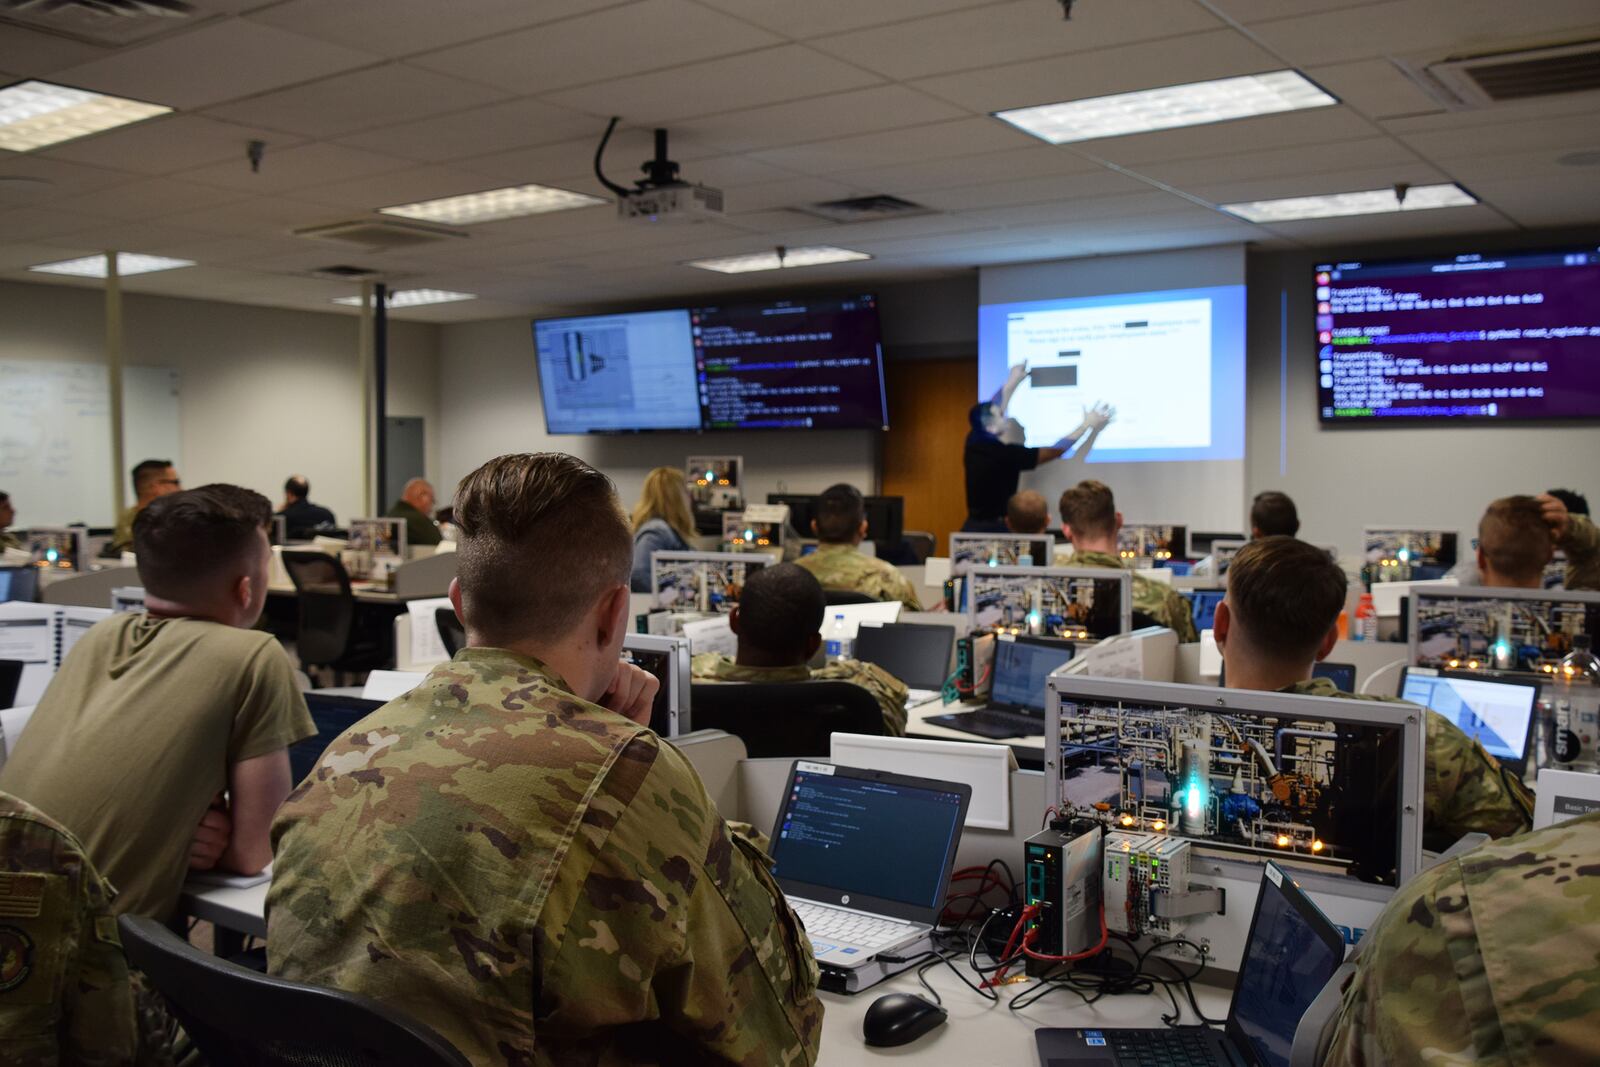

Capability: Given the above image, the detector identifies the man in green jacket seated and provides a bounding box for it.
[383,477,440,547]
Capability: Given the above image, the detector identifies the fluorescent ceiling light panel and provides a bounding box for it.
[686,246,872,274]
[994,70,1335,144]
[0,80,171,152]
[379,184,605,225]
[28,253,194,277]
[1222,183,1477,223]
[333,289,477,308]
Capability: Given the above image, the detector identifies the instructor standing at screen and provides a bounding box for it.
[962,363,1114,532]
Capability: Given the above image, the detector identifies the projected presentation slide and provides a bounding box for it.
[534,310,701,433]
[977,286,1246,462]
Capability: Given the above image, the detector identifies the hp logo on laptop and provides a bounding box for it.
[840,895,850,905]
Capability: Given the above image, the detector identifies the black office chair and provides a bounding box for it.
[281,551,388,682]
[689,681,882,757]
[435,606,465,656]
[901,531,936,565]
[288,693,384,784]
[822,588,878,606]
[0,658,21,711]
[118,915,469,1067]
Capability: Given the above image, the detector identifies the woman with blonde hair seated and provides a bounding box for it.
[630,467,696,591]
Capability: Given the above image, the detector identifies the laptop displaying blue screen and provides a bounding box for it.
[989,639,1076,712]
[1399,669,1539,764]
[1190,590,1225,631]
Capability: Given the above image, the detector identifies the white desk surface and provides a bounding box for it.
[905,695,1047,760]
[180,879,1230,1061]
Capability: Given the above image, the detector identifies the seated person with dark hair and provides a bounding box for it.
[795,483,922,611]
[0,490,18,550]
[1053,479,1198,641]
[1005,489,1051,535]
[692,562,910,736]
[275,474,336,539]
[0,484,315,921]
[1534,492,1598,591]
[1213,536,1532,851]
[109,457,181,553]
[1248,490,1299,538]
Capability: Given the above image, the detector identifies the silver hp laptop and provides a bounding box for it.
[1036,862,1345,1067]
[769,761,970,991]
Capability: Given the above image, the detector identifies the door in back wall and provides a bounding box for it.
[881,357,975,554]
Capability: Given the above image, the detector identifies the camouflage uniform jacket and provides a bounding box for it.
[795,543,922,611]
[266,648,823,1067]
[1324,809,1600,1067]
[1561,513,1599,591]
[0,792,137,1067]
[1285,678,1534,852]
[1056,550,1199,643]
[690,652,909,736]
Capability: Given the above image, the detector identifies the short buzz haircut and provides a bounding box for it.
[1006,490,1050,534]
[1058,480,1116,540]
[1226,537,1347,663]
[814,483,865,543]
[453,453,631,645]
[1250,491,1300,538]
[1479,495,1553,585]
[131,458,174,494]
[284,476,310,500]
[736,563,826,661]
[133,485,271,601]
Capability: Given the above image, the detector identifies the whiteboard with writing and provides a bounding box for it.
[0,361,180,527]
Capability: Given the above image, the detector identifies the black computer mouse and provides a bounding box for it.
[862,992,948,1047]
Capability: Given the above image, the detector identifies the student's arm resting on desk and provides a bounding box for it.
[215,749,293,874]
[536,732,823,1065]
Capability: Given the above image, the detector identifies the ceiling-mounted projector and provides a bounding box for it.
[596,118,724,224]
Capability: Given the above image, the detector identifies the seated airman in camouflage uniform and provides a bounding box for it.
[794,484,922,611]
[1215,537,1533,853]
[268,453,823,1066]
[691,563,910,736]
[1324,809,1600,1065]
[1053,480,1198,642]
[1475,492,1599,593]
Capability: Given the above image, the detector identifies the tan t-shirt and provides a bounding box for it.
[0,613,314,920]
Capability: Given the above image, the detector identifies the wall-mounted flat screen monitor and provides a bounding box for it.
[534,294,887,434]
[1317,246,1600,423]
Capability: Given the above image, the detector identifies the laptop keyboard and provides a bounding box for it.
[925,708,1045,738]
[1106,1029,1226,1066]
[790,900,917,951]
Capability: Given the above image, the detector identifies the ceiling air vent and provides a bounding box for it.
[0,0,200,47]
[292,218,468,251]
[791,194,935,224]
[1413,39,1600,108]
[308,264,383,281]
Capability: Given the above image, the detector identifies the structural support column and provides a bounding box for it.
[373,282,388,516]
[105,251,126,517]
[358,281,375,515]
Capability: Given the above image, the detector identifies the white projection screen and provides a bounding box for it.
[978,245,1247,534]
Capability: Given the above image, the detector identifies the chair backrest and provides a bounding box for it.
[434,606,465,656]
[282,551,355,667]
[688,680,882,758]
[118,915,471,1067]
[902,531,936,564]
[822,587,878,606]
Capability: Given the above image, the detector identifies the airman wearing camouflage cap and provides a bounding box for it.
[268,453,822,1065]
[1054,481,1198,642]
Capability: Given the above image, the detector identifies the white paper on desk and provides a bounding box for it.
[0,604,58,706]
[406,597,454,667]
[821,601,901,640]
[1198,630,1222,678]
[362,670,427,702]
[1081,634,1145,679]
[59,607,109,662]
[923,557,951,587]
[681,615,736,658]
[186,863,272,890]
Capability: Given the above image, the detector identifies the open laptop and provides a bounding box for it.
[769,761,970,991]
[1399,667,1540,773]
[923,637,1076,739]
[1036,861,1345,1067]
[853,622,955,702]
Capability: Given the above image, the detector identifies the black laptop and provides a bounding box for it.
[853,622,956,697]
[1036,862,1345,1067]
[925,637,1076,739]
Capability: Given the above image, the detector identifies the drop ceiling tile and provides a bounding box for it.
[204,63,508,139]
[0,242,89,271]
[157,195,348,237]
[720,176,866,213]
[1378,90,1600,132]
[692,0,1002,38]
[1247,0,1600,67]
[0,154,137,199]
[1127,137,1423,187]
[177,142,414,193]
[809,0,1221,81]
[1180,160,1451,204]
[1436,150,1598,183]
[749,117,1039,175]
[1204,0,1387,20]
[51,20,382,110]
[964,189,1205,227]
[1301,58,1443,119]
[293,163,532,210]
[245,0,618,57]
[540,45,884,123]
[0,204,121,241]
[1396,114,1600,161]
[828,145,1103,193]
[910,29,1280,113]
[48,218,226,251]
[1076,106,1380,166]
[48,177,248,221]
[681,86,970,154]
[36,114,303,176]
[411,0,781,94]
[456,125,723,184]
[1245,204,1509,243]
[338,99,601,162]
[913,169,1148,211]
[1467,172,1600,228]
[0,23,112,77]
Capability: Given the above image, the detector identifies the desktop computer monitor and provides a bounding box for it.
[0,566,39,604]
[767,493,902,552]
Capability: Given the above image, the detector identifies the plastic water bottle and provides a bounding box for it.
[1353,594,1377,642]
[825,614,852,664]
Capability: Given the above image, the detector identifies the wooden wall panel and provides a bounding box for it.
[881,357,975,552]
